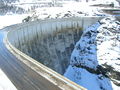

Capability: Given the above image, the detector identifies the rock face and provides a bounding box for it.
[64,17,120,90]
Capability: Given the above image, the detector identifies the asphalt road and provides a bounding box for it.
[0,30,62,90]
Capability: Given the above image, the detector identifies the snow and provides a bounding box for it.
[64,17,120,90]
[22,0,120,21]
[89,0,120,7]
[111,81,120,90]
[64,65,112,90]
[20,1,117,21]
[0,14,29,29]
[18,0,33,3]
[0,69,17,90]
[28,2,106,20]
[70,22,101,69]
[10,0,119,22]
[97,17,120,72]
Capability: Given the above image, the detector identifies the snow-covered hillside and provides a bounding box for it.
[64,17,120,90]
[21,2,107,22]
[0,0,119,15]
[20,0,120,22]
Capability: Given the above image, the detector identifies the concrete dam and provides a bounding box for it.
[1,17,102,90]
[7,17,101,74]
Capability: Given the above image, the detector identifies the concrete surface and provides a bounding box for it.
[7,17,102,74]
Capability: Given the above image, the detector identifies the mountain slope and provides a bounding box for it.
[64,17,120,90]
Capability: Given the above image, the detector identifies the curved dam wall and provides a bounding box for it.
[7,17,102,75]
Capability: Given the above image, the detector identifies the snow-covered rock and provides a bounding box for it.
[89,0,120,7]
[22,4,106,22]
[64,17,120,90]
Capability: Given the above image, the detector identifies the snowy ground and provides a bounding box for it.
[19,0,120,22]
[22,2,109,21]
[0,69,17,90]
[0,14,30,29]
[64,17,120,90]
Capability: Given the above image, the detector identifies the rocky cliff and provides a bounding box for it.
[64,17,120,90]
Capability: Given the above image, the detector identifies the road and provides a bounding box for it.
[0,30,62,90]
